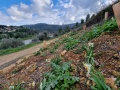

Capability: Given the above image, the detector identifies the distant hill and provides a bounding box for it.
[0,25,20,32]
[22,23,75,32]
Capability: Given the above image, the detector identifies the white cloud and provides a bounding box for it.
[7,4,33,21]
[0,11,10,22]
[0,0,116,25]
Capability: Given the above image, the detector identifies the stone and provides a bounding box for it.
[24,55,31,60]
[16,59,24,64]
[113,71,120,77]
[32,81,35,87]
[27,64,37,73]
[105,77,117,90]
[61,50,67,56]
[0,70,3,75]
[81,77,86,83]
[113,53,120,59]
[79,71,84,76]
[86,80,90,86]
[71,64,77,71]
[7,74,15,79]
[3,64,15,73]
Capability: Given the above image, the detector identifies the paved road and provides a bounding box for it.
[0,38,58,70]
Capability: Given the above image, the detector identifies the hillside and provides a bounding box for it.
[22,23,75,32]
[0,25,20,32]
[0,18,120,90]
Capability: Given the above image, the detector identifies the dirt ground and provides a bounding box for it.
[0,30,120,90]
[0,38,58,70]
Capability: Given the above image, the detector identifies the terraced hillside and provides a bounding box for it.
[0,18,120,90]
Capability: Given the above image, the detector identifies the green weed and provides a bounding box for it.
[40,57,79,90]
[63,37,79,50]
[90,69,111,90]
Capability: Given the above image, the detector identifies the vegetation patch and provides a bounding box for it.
[63,37,79,50]
[40,57,79,90]
[79,19,118,43]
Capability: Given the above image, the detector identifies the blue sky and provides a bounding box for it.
[0,0,115,26]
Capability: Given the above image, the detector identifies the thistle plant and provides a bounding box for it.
[40,57,79,90]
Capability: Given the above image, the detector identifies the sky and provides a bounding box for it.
[0,0,116,26]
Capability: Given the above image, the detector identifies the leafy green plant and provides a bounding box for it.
[79,19,118,43]
[34,48,44,56]
[83,44,94,66]
[40,57,79,90]
[9,83,25,90]
[115,76,120,87]
[49,44,60,54]
[63,37,79,50]
[90,69,111,90]
[34,51,41,56]
[51,56,62,65]
[69,31,77,36]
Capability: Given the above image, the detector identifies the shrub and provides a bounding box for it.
[63,37,79,50]
[79,19,118,43]
[40,57,79,90]
[0,38,24,49]
[9,83,25,90]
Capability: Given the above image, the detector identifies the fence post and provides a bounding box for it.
[83,25,86,30]
[104,12,108,20]
[112,2,120,30]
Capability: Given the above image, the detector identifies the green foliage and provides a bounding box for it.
[74,45,85,54]
[58,27,62,33]
[9,83,25,90]
[40,57,79,90]
[0,38,24,50]
[101,19,117,32]
[90,69,111,90]
[79,19,118,43]
[51,56,62,65]
[86,14,90,22]
[81,19,84,24]
[49,43,60,54]
[115,76,120,87]
[69,31,77,36]
[63,37,79,50]
[65,25,70,32]
[83,45,94,66]
[0,27,38,40]
[75,22,79,27]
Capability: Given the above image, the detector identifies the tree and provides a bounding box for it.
[43,32,48,39]
[65,25,70,32]
[81,19,84,24]
[58,27,62,33]
[75,22,79,27]
[86,14,90,22]
[91,14,95,19]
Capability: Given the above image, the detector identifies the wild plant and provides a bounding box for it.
[83,42,94,66]
[40,57,79,90]
[90,68,111,90]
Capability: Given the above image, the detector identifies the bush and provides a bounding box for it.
[79,19,118,43]
[63,37,79,50]
[0,38,24,49]
[40,57,79,90]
